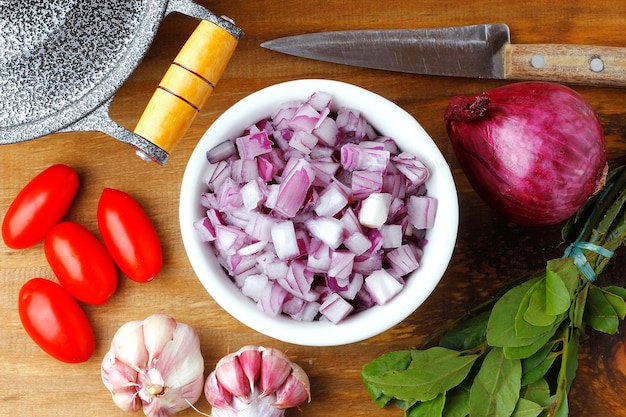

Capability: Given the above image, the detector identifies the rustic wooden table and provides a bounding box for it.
[2,1,626,416]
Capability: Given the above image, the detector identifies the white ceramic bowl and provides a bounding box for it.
[180,79,458,346]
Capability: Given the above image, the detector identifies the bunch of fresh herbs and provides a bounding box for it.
[361,166,626,417]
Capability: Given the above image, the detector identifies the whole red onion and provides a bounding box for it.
[445,81,607,227]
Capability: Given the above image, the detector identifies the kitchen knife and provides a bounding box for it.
[261,24,626,87]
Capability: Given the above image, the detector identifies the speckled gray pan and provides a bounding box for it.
[0,0,242,165]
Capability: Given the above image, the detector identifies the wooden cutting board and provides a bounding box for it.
[2,1,626,416]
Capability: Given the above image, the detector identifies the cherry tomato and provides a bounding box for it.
[44,221,118,305]
[97,188,162,282]
[2,164,79,249]
[18,278,95,363]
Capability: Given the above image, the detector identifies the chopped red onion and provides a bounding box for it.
[358,193,392,228]
[407,195,438,230]
[195,91,438,323]
[313,181,349,217]
[319,293,354,324]
[236,131,273,160]
[273,158,315,218]
[364,269,404,305]
[340,142,390,173]
[386,244,421,276]
[270,221,299,260]
[206,139,237,163]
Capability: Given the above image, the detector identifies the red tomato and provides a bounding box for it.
[18,278,95,363]
[97,188,162,282]
[44,221,118,305]
[2,164,79,249]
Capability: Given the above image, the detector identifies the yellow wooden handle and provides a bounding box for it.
[134,19,239,155]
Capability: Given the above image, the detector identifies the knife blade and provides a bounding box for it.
[261,24,626,87]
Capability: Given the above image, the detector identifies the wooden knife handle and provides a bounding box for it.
[134,19,239,158]
[505,43,626,87]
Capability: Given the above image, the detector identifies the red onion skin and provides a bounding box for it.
[445,81,607,227]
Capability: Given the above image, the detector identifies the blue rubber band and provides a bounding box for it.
[563,242,614,283]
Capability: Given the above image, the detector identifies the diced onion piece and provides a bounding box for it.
[273,158,315,218]
[258,281,289,316]
[307,239,332,272]
[241,178,267,210]
[241,274,269,301]
[238,240,268,256]
[304,217,344,249]
[327,251,355,280]
[387,244,420,276]
[338,273,364,300]
[270,221,299,260]
[380,224,403,248]
[319,293,354,324]
[407,195,438,229]
[343,232,371,256]
[358,193,392,228]
[194,217,217,242]
[313,181,349,217]
[364,269,404,305]
[206,140,237,163]
[236,131,273,160]
[351,171,383,200]
[340,142,390,172]
[392,152,430,189]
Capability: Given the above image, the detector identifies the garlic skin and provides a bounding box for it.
[205,345,311,417]
[101,314,205,417]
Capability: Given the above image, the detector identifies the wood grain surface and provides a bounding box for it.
[2,1,626,416]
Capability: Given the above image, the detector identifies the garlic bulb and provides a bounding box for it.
[205,345,311,417]
[101,314,205,417]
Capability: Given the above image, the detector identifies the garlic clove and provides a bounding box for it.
[138,368,166,400]
[142,314,176,365]
[215,353,251,400]
[236,345,262,390]
[111,320,148,371]
[111,387,142,413]
[101,349,138,393]
[259,348,293,398]
[272,363,311,409]
[153,321,205,391]
[204,370,232,409]
[102,350,142,412]
[142,372,205,417]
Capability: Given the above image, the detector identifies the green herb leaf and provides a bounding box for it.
[571,283,589,329]
[406,392,446,417]
[503,326,558,360]
[488,278,547,348]
[511,398,543,417]
[520,342,559,386]
[442,388,470,417]
[545,258,579,315]
[521,378,550,404]
[603,285,626,300]
[439,311,490,351]
[469,347,522,417]
[600,287,626,319]
[362,347,479,402]
[522,279,558,327]
[362,350,413,406]
[585,285,621,334]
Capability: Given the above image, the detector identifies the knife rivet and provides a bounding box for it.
[589,57,604,72]
[530,55,545,69]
